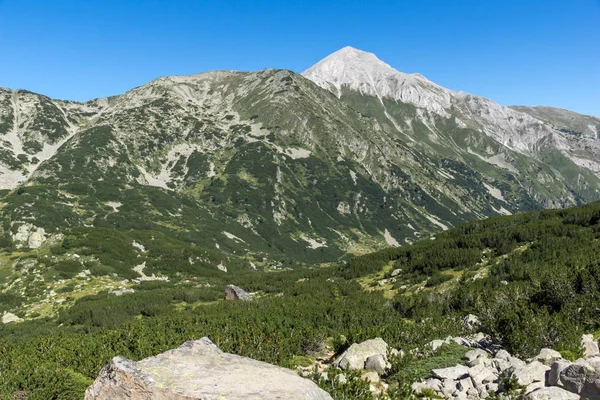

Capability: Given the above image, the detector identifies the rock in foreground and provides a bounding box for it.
[85,337,332,400]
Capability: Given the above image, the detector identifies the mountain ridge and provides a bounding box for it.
[1,47,599,269]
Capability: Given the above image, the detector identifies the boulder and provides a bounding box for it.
[560,358,600,399]
[365,354,389,375]
[432,365,470,381]
[2,312,23,324]
[391,268,402,277]
[549,360,571,387]
[464,349,489,365]
[85,337,332,400]
[535,348,564,366]
[334,338,388,370]
[582,334,600,358]
[509,361,550,386]
[495,349,512,361]
[224,284,251,301]
[526,386,580,400]
[468,364,497,386]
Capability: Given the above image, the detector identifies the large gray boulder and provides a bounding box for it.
[225,284,251,301]
[560,358,600,399]
[334,338,388,370]
[85,337,332,400]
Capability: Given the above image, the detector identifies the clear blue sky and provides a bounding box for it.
[0,0,599,116]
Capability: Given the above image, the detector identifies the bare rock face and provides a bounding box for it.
[85,337,332,400]
[224,284,251,301]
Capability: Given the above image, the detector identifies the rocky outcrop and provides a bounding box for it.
[85,337,332,400]
[411,334,600,399]
[224,284,251,301]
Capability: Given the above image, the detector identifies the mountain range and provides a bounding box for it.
[1,46,600,269]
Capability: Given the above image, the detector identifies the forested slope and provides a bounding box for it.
[3,201,600,398]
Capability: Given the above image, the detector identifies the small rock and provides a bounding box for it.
[534,348,563,366]
[432,365,470,381]
[452,337,471,347]
[425,378,442,391]
[464,349,489,364]
[365,354,388,375]
[509,361,550,386]
[582,334,600,358]
[495,349,512,361]
[457,377,473,392]
[525,380,545,395]
[549,360,571,387]
[428,339,446,352]
[360,371,380,384]
[526,386,580,400]
[391,268,402,277]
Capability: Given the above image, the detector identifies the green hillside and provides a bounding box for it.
[3,200,600,398]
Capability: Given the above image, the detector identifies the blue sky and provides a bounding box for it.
[0,0,598,116]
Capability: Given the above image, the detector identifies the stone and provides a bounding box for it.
[462,314,481,330]
[525,381,546,395]
[224,284,251,301]
[492,358,511,373]
[560,358,600,399]
[486,382,499,393]
[509,361,550,386]
[432,365,470,381]
[336,374,347,384]
[495,349,512,361]
[464,349,489,364]
[428,339,446,352]
[334,338,388,370]
[360,371,380,384]
[84,337,332,400]
[549,360,571,387]
[441,379,457,396]
[391,268,402,277]
[535,348,564,366]
[365,354,388,375]
[525,386,580,400]
[424,378,442,391]
[468,364,496,385]
[457,377,473,392]
[452,337,471,347]
[2,312,23,324]
[582,334,600,358]
[508,356,527,370]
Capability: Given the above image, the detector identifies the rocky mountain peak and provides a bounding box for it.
[302,46,452,114]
